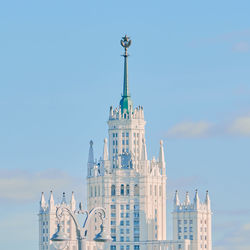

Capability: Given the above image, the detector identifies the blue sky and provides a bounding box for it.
[0,0,250,249]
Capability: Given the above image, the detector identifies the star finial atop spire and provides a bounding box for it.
[120,35,132,57]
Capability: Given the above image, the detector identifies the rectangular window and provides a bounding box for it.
[134,220,139,226]
[126,213,130,218]
[190,235,193,240]
[126,205,130,210]
[113,133,115,138]
[134,205,139,210]
[178,236,181,240]
[120,228,124,234]
[134,237,140,242]
[121,212,124,218]
[126,132,129,137]
[110,246,116,250]
[126,245,130,250]
[189,220,193,224]
[120,246,124,250]
[178,227,181,233]
[126,140,129,145]
[184,220,187,224]
[184,235,187,239]
[111,236,116,242]
[126,229,130,234]
[122,133,125,137]
[120,220,124,226]
[111,220,116,225]
[120,236,124,242]
[111,228,116,234]
[111,213,116,218]
[121,205,124,210]
[178,220,181,225]
[134,212,139,218]
[189,227,193,232]
[111,205,116,209]
[184,227,187,232]
[126,220,130,226]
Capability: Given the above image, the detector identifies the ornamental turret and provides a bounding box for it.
[40,192,46,212]
[48,190,55,210]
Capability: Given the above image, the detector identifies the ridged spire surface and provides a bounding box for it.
[120,35,133,113]
[174,190,180,206]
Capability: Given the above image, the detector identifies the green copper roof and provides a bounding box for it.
[120,35,133,114]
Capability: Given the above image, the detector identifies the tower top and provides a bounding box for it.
[120,35,131,57]
[120,35,133,114]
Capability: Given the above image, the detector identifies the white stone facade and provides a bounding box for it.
[173,191,212,250]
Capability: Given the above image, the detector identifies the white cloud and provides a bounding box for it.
[214,222,250,250]
[166,121,213,138]
[0,169,81,202]
[228,115,250,136]
[166,114,250,139]
[233,41,250,52]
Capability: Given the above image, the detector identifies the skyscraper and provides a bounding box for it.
[39,36,212,250]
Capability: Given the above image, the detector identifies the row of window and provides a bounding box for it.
[178,235,193,240]
[178,219,193,224]
[111,204,139,210]
[178,226,193,233]
[110,245,140,250]
[178,219,207,225]
[110,212,139,219]
[111,228,131,234]
[111,236,140,242]
[112,132,142,138]
[111,184,139,196]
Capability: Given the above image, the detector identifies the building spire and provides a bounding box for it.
[48,190,55,209]
[120,35,133,114]
[174,190,180,207]
[40,192,46,211]
[205,190,211,210]
[103,138,109,161]
[185,191,190,205]
[194,189,200,209]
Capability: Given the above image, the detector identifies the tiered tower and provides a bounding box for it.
[87,35,167,250]
[172,190,212,250]
[38,192,78,250]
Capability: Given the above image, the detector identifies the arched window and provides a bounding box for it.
[111,185,116,196]
[95,186,97,197]
[121,184,124,196]
[126,184,130,195]
[90,186,93,197]
[134,184,139,196]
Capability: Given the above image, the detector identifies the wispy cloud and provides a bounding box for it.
[228,116,250,136]
[214,222,250,250]
[166,115,250,139]
[0,169,82,202]
[233,41,250,52]
[166,121,214,138]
